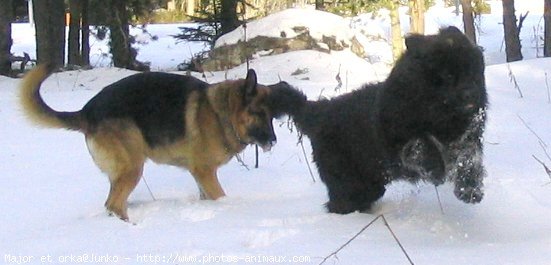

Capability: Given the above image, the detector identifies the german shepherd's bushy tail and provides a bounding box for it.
[19,64,83,131]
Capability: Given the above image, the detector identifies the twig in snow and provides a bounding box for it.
[235,154,250,171]
[434,185,445,214]
[255,145,259,169]
[517,115,548,149]
[545,72,550,104]
[381,215,415,265]
[507,64,523,98]
[319,215,382,265]
[319,214,414,265]
[335,64,342,92]
[533,155,551,182]
[298,133,316,183]
[141,176,157,201]
[539,141,551,163]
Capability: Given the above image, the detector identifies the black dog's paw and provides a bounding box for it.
[326,200,373,214]
[326,200,359,214]
[454,185,484,203]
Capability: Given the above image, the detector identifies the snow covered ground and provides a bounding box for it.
[1,1,551,265]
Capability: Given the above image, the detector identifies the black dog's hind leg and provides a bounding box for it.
[324,176,387,214]
[449,111,486,203]
[312,144,387,214]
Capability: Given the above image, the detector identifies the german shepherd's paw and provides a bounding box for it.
[106,205,129,222]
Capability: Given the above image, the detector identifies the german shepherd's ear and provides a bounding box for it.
[244,69,258,104]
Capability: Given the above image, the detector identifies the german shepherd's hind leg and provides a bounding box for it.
[104,168,143,221]
[190,166,226,200]
[85,125,146,221]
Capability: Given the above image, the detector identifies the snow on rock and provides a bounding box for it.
[205,8,393,71]
[215,8,356,48]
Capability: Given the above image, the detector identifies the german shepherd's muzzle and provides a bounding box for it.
[20,64,278,221]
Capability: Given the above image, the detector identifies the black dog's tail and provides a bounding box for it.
[268,81,308,119]
[268,81,326,135]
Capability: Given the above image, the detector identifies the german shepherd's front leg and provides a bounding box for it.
[190,166,226,200]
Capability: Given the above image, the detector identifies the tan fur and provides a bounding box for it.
[20,65,274,221]
[19,64,66,129]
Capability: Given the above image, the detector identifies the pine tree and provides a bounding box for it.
[174,0,244,47]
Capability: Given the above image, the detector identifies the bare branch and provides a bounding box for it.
[141,176,157,201]
[334,64,342,92]
[298,133,316,183]
[533,155,551,181]
[545,72,550,104]
[507,64,523,98]
[381,215,415,265]
[235,154,250,171]
[434,185,445,214]
[319,215,414,265]
[518,11,529,33]
[517,115,548,149]
[319,215,382,265]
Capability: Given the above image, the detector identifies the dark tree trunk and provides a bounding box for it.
[502,0,523,62]
[68,0,82,66]
[33,0,66,67]
[545,0,551,57]
[460,0,476,44]
[0,0,13,75]
[315,0,324,10]
[220,0,239,35]
[105,0,135,69]
[81,0,90,66]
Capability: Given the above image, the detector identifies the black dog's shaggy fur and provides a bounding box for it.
[268,27,488,214]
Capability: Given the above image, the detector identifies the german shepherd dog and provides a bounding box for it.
[268,27,487,214]
[20,64,278,221]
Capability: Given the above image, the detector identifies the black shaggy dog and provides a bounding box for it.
[268,26,488,214]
